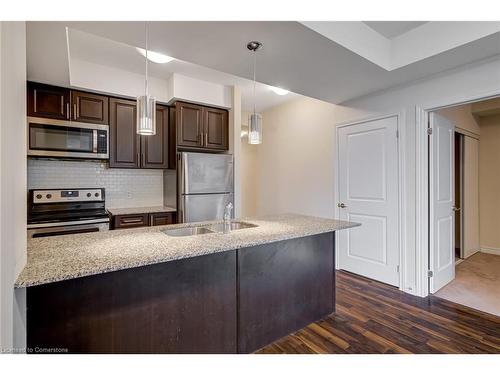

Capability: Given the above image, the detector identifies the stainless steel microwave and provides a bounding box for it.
[27,117,109,159]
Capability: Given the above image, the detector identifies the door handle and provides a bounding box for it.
[452,206,461,212]
[337,202,347,208]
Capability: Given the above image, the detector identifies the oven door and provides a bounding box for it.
[28,219,109,238]
[27,117,108,159]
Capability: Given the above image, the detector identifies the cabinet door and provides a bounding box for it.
[204,107,228,150]
[150,212,176,226]
[176,102,203,148]
[141,105,169,169]
[109,98,140,168]
[113,214,149,229]
[71,91,109,124]
[27,82,70,120]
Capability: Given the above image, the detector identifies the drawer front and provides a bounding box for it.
[113,214,148,229]
[150,212,176,226]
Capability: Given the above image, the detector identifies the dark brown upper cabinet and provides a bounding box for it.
[109,98,141,168]
[175,101,229,151]
[27,82,109,125]
[110,98,170,169]
[176,102,204,148]
[141,105,169,169]
[27,82,70,120]
[71,90,109,125]
[204,107,228,150]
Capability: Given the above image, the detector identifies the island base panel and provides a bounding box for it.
[237,232,335,353]
[27,250,237,354]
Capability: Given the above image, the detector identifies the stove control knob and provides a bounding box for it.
[36,194,42,199]
[46,194,52,199]
[87,193,92,198]
[94,192,100,197]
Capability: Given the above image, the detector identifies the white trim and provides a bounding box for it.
[480,247,500,256]
[455,127,480,140]
[416,91,500,297]
[334,112,405,290]
[415,107,429,297]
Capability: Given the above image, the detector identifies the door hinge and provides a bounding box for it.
[427,128,433,135]
[428,270,433,277]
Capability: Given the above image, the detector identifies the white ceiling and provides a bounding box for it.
[66,28,300,111]
[363,21,427,39]
[27,21,500,106]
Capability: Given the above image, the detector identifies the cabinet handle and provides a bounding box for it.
[73,103,77,120]
[121,218,143,224]
[137,153,140,165]
[205,132,208,146]
[66,103,70,119]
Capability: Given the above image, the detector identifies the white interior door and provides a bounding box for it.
[463,136,480,259]
[337,116,400,286]
[429,113,455,293]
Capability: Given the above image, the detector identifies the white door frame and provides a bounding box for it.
[334,112,406,291]
[416,89,500,297]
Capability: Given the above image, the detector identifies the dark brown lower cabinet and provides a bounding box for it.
[26,233,335,353]
[27,251,237,354]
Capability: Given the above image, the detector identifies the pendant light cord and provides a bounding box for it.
[252,50,257,115]
[145,22,149,97]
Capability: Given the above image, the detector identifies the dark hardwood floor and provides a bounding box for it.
[257,271,500,354]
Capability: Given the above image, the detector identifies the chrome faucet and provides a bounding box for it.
[223,202,233,233]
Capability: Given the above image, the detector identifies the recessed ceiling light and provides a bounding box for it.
[136,47,174,64]
[270,86,289,96]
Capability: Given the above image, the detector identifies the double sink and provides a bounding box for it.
[162,221,258,237]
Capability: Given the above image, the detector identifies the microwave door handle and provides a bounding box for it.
[93,130,98,153]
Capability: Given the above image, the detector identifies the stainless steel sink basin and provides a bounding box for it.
[161,221,258,237]
[162,226,214,237]
[209,221,258,232]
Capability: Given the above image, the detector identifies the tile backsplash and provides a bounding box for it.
[28,159,165,208]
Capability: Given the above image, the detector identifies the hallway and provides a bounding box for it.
[435,252,500,317]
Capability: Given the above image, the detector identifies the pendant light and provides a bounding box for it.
[247,41,263,145]
[137,22,156,135]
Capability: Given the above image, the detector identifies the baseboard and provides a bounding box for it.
[480,247,500,256]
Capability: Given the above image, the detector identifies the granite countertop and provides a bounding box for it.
[15,214,360,288]
[107,206,177,216]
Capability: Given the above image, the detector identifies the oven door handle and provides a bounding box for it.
[27,218,109,229]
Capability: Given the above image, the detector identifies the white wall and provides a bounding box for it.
[255,97,337,218]
[167,73,232,109]
[0,21,27,352]
[69,59,170,102]
[28,160,166,209]
[229,86,242,217]
[250,57,500,297]
[479,114,500,254]
[334,57,500,296]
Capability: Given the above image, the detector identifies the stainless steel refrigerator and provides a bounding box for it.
[178,152,234,223]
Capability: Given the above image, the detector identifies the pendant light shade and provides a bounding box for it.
[136,95,156,135]
[137,22,156,135]
[247,41,263,145]
[248,113,262,144]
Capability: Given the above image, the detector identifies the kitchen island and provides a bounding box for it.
[16,214,359,353]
